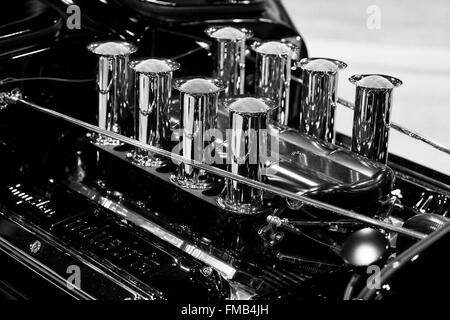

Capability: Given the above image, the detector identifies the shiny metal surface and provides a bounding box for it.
[1,91,427,239]
[339,228,389,267]
[176,100,393,192]
[298,57,347,143]
[217,96,276,214]
[278,82,450,158]
[205,26,253,96]
[171,100,394,195]
[4,1,450,302]
[218,104,393,209]
[66,180,238,281]
[171,77,225,189]
[0,208,156,300]
[350,74,403,163]
[129,58,180,166]
[251,40,299,125]
[87,41,137,145]
[287,76,450,157]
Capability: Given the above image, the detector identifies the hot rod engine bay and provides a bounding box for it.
[0,0,449,301]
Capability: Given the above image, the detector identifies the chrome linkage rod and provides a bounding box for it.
[2,91,426,240]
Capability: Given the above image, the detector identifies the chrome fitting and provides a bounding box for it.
[205,26,253,97]
[170,77,225,189]
[298,57,347,143]
[87,41,137,145]
[217,96,277,214]
[251,40,300,125]
[129,58,180,167]
[350,74,402,164]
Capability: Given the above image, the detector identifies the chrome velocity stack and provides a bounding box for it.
[205,26,253,97]
[87,41,137,145]
[350,74,402,164]
[251,40,299,125]
[171,77,225,189]
[298,57,347,143]
[128,58,180,167]
[217,96,276,214]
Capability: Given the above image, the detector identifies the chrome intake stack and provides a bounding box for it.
[298,58,347,143]
[205,26,253,97]
[251,40,299,125]
[87,41,137,145]
[217,96,276,214]
[79,32,399,224]
[350,74,402,163]
[129,58,180,167]
[171,78,225,189]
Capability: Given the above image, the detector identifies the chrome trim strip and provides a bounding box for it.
[0,208,157,300]
[0,236,92,300]
[67,181,238,280]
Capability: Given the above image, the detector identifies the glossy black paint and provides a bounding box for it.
[0,0,449,301]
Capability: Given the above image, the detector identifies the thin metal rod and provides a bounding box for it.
[3,93,426,240]
[336,97,355,111]
[337,97,450,156]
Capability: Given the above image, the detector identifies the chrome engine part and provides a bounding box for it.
[0,0,449,302]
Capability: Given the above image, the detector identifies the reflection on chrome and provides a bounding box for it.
[170,77,225,189]
[0,3,448,301]
[217,96,276,214]
[350,74,403,164]
[252,40,300,125]
[87,41,137,145]
[205,26,253,97]
[298,57,347,143]
[129,58,180,167]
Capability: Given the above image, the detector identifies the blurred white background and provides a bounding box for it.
[282,0,450,175]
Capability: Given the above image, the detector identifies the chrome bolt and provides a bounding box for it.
[201,267,213,277]
[29,240,42,254]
